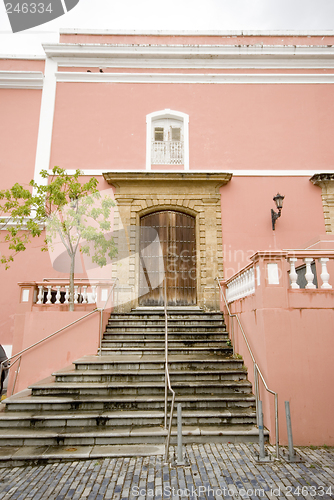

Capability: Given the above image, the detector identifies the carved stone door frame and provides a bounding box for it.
[103,172,232,311]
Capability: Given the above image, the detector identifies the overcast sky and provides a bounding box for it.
[1,0,334,56]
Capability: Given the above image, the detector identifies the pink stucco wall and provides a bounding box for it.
[0,59,45,72]
[220,177,326,278]
[50,82,334,171]
[9,305,100,394]
[223,254,334,446]
[0,89,42,188]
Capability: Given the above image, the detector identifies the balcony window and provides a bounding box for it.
[152,122,183,165]
[146,110,189,170]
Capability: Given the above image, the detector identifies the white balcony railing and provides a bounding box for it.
[151,141,184,165]
[18,279,116,306]
[225,266,255,303]
[224,250,334,304]
[288,254,332,290]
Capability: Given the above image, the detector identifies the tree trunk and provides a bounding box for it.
[69,253,75,311]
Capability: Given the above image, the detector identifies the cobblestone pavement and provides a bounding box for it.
[0,444,333,500]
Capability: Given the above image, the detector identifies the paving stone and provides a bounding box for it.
[0,444,333,499]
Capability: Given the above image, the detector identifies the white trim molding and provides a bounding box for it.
[33,58,58,188]
[0,71,44,89]
[146,109,189,171]
[45,43,334,70]
[55,71,334,85]
[47,169,334,177]
[59,29,334,36]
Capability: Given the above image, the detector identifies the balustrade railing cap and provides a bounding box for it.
[249,251,289,262]
[284,249,334,259]
[224,261,255,286]
[18,280,115,288]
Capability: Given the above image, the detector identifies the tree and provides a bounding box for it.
[0,183,43,268]
[0,167,117,311]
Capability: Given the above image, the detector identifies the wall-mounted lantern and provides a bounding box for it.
[271,193,284,230]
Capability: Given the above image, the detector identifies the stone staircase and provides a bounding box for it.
[0,309,262,450]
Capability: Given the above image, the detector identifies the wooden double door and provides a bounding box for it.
[139,210,196,306]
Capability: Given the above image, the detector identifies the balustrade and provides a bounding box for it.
[34,280,114,306]
[289,255,332,290]
[226,266,255,303]
[224,250,334,304]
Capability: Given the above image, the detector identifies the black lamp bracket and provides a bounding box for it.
[271,208,282,231]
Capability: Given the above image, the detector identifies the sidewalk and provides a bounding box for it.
[0,443,333,499]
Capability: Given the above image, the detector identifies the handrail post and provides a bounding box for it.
[231,315,235,357]
[164,277,168,430]
[11,356,21,396]
[254,363,259,427]
[275,394,279,459]
[99,308,103,357]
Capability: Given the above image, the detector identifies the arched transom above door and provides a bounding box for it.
[103,172,232,311]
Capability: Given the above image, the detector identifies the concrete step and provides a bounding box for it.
[113,311,224,319]
[29,380,253,397]
[108,320,226,327]
[0,309,262,455]
[98,346,233,356]
[0,423,264,447]
[106,326,227,333]
[3,393,256,412]
[73,355,245,372]
[54,368,248,383]
[102,332,229,340]
[0,408,256,429]
[100,339,229,348]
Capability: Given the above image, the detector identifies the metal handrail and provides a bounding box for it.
[1,280,118,397]
[216,277,280,459]
[163,278,176,464]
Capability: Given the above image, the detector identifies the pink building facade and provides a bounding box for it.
[1,30,334,444]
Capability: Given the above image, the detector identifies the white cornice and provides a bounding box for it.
[43,43,334,70]
[59,29,334,36]
[55,71,334,84]
[49,169,334,177]
[0,71,44,89]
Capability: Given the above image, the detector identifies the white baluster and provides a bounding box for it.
[249,267,255,294]
[289,258,300,289]
[37,285,44,304]
[319,258,332,289]
[82,286,88,303]
[256,265,260,287]
[64,286,69,304]
[245,271,250,296]
[74,286,79,304]
[55,286,61,304]
[304,258,316,289]
[46,286,52,304]
[91,285,97,303]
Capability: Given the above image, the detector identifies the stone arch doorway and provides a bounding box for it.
[139,210,196,306]
[103,172,232,311]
